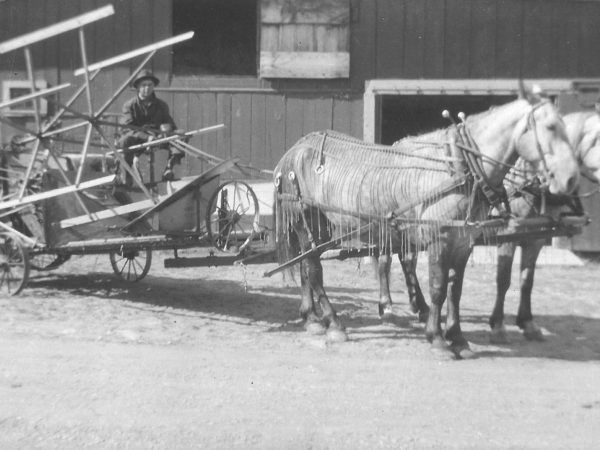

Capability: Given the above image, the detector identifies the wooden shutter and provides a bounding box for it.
[260,0,350,79]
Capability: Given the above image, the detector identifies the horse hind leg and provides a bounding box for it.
[399,250,429,323]
[305,253,348,342]
[299,262,326,335]
[377,252,394,319]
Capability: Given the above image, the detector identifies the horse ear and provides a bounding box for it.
[518,80,543,104]
[518,79,527,99]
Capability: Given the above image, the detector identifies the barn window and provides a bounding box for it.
[260,0,350,79]
[172,0,258,76]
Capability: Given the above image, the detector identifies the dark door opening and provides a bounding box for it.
[380,94,515,145]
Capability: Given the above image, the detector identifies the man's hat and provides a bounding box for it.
[132,69,159,88]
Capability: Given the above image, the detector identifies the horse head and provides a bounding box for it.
[566,111,600,183]
[507,85,579,195]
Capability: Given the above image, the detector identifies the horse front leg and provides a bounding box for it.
[516,239,545,341]
[444,243,475,359]
[399,249,429,322]
[305,253,348,342]
[425,243,452,358]
[377,252,394,319]
[299,260,326,335]
[489,242,517,344]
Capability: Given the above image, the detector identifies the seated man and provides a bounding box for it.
[117,69,184,186]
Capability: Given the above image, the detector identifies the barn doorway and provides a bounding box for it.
[380,94,514,145]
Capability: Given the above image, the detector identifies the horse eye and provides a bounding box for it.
[546,122,557,131]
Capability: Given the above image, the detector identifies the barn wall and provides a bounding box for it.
[3,0,600,170]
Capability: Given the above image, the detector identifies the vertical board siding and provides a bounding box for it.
[422,0,445,78]
[403,0,426,79]
[494,0,523,77]
[469,0,496,78]
[265,95,286,165]
[374,0,404,78]
[522,0,553,77]
[230,93,253,165]
[250,94,268,171]
[216,93,232,160]
[284,96,305,149]
[444,0,471,78]
[553,1,579,77]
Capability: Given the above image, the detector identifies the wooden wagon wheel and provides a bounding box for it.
[0,232,30,295]
[206,180,260,253]
[109,248,152,282]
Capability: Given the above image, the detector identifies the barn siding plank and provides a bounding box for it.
[265,95,286,168]
[250,94,267,170]
[374,0,404,78]
[151,0,172,78]
[553,1,579,77]
[349,95,363,139]
[578,1,600,76]
[350,0,375,90]
[231,94,252,165]
[495,0,523,77]
[285,96,305,149]
[198,92,219,169]
[261,0,349,24]
[444,0,471,78]
[402,0,426,79]
[522,0,553,77]
[216,93,232,160]
[469,0,496,78]
[332,96,353,136]
[423,0,445,78]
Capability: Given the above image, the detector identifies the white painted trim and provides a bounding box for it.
[362,78,600,143]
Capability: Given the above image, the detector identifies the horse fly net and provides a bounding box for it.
[274,127,502,258]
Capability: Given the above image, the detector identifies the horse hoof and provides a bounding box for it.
[379,305,394,321]
[489,325,509,344]
[326,328,348,343]
[305,321,326,335]
[523,322,544,341]
[429,338,455,360]
[455,347,477,360]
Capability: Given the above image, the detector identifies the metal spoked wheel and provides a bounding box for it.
[206,180,260,253]
[109,248,152,282]
[0,232,30,295]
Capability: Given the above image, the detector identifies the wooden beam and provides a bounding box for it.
[260,51,349,78]
[73,31,194,76]
[0,175,116,211]
[59,198,155,229]
[0,83,70,110]
[0,5,114,54]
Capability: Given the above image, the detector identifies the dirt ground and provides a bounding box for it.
[2,248,600,449]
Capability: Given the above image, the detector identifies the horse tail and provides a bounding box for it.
[272,169,300,280]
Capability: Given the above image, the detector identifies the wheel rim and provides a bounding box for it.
[109,249,152,282]
[0,233,29,295]
[206,181,260,253]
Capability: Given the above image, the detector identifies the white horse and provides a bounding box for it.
[273,89,579,359]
